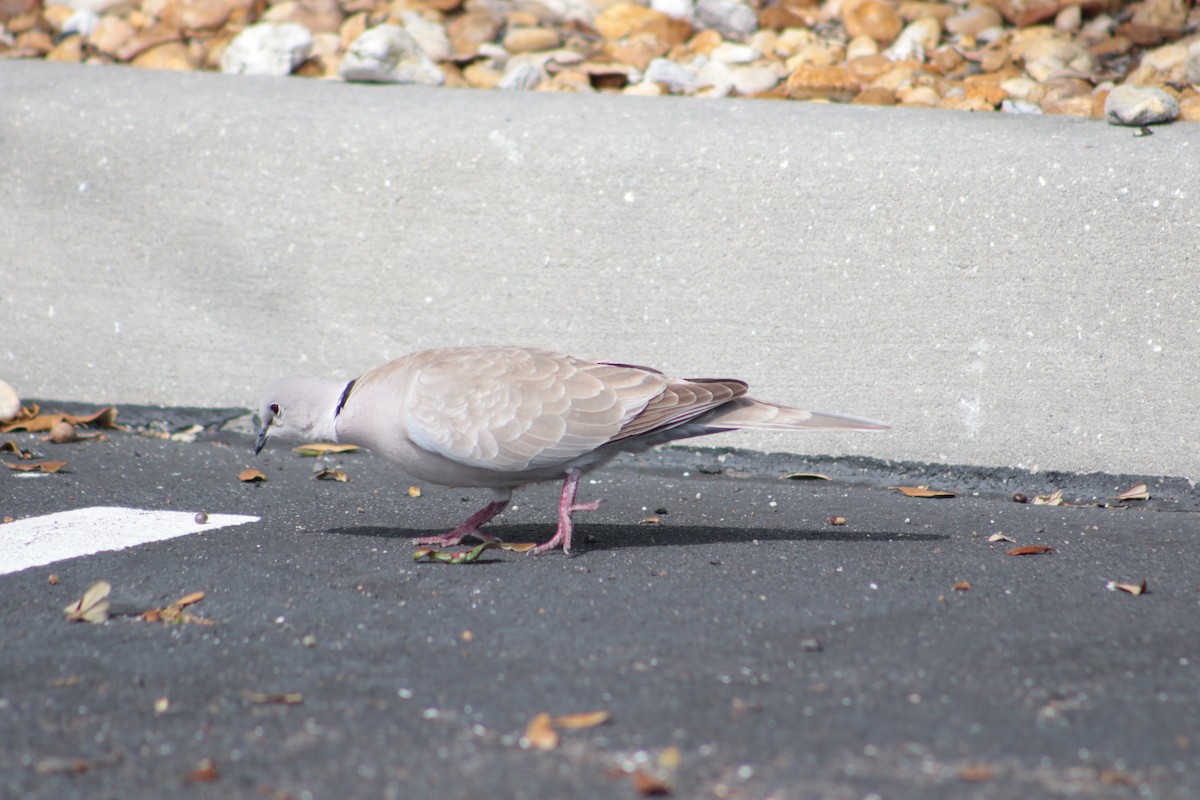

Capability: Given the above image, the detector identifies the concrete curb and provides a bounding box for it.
[3,61,1197,478]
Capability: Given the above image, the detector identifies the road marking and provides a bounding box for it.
[0,506,260,576]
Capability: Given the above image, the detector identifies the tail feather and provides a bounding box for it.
[700,398,889,432]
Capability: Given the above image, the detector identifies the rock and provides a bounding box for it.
[220,22,313,76]
[131,40,197,70]
[623,80,664,95]
[1189,41,1200,85]
[853,86,896,104]
[729,63,779,94]
[463,61,502,87]
[846,53,895,82]
[643,56,699,92]
[883,17,939,61]
[0,380,19,422]
[46,33,85,62]
[696,59,733,95]
[845,34,879,60]
[1015,35,1093,81]
[339,24,443,84]
[842,0,903,45]
[1178,94,1200,122]
[180,0,250,32]
[898,84,938,105]
[1054,3,1080,31]
[651,0,692,19]
[785,64,858,101]
[1104,84,1180,126]
[87,14,134,56]
[61,8,100,37]
[1126,42,1188,85]
[710,42,758,63]
[499,60,543,89]
[590,4,686,44]
[694,0,757,40]
[963,72,1008,106]
[403,13,451,62]
[945,6,1001,38]
[504,26,561,53]
[262,0,344,35]
[446,12,500,59]
[1042,95,1095,116]
[785,41,843,68]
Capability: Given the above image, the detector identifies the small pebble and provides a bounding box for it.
[0,380,19,422]
[339,24,444,85]
[195,511,209,524]
[1012,493,1028,504]
[48,421,77,444]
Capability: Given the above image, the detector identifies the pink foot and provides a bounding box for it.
[413,500,508,547]
[531,469,598,555]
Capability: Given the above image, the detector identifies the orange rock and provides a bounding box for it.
[846,53,894,81]
[503,26,560,53]
[594,4,690,46]
[13,29,52,54]
[1042,95,1094,116]
[88,16,136,56]
[758,1,815,30]
[131,41,196,70]
[116,24,182,61]
[263,0,344,34]
[963,72,1008,105]
[852,85,896,104]
[446,11,499,58]
[1177,94,1200,122]
[842,0,903,44]
[785,64,859,100]
[46,34,84,62]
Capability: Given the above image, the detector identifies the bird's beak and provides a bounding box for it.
[254,423,270,455]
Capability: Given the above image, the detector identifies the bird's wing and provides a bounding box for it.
[400,347,670,472]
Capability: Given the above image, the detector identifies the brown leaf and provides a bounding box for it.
[141,590,212,624]
[292,443,361,457]
[1,406,120,433]
[551,710,611,729]
[238,468,266,482]
[953,580,971,591]
[631,769,672,796]
[1006,545,1055,556]
[784,472,830,481]
[639,516,662,525]
[64,580,111,623]
[497,542,538,553]
[184,758,219,783]
[1031,489,1064,506]
[313,468,348,482]
[1106,578,1147,596]
[897,486,958,498]
[1115,482,1150,501]
[987,533,1015,543]
[244,691,303,704]
[958,763,995,781]
[0,440,31,456]
[523,712,559,751]
[5,460,68,473]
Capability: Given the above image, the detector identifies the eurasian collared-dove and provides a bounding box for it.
[255,346,887,554]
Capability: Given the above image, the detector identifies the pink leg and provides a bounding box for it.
[413,500,509,547]
[531,469,600,555]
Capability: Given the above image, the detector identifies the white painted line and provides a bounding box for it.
[0,506,261,576]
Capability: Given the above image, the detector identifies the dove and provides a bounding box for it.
[255,346,887,554]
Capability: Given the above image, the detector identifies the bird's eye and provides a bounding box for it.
[269,403,280,416]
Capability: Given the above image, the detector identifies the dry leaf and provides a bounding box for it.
[48,573,58,584]
[1006,545,1055,556]
[313,468,348,482]
[953,580,971,591]
[551,710,611,729]
[897,486,958,498]
[784,472,830,481]
[1031,489,1064,506]
[829,516,847,526]
[498,542,538,553]
[987,533,1015,543]
[154,696,170,714]
[1106,578,1147,595]
[958,763,995,781]
[238,468,266,482]
[0,440,31,457]
[48,675,81,687]
[5,460,68,473]
[292,443,361,457]
[244,691,303,704]
[1,406,120,434]
[64,580,111,623]
[141,590,211,625]
[184,758,219,783]
[523,712,558,751]
[1116,482,1150,501]
[639,516,662,525]
[631,769,672,796]
[407,485,422,498]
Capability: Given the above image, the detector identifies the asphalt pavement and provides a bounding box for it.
[2,408,1199,799]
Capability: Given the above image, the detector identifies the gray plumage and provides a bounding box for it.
[255,346,887,553]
